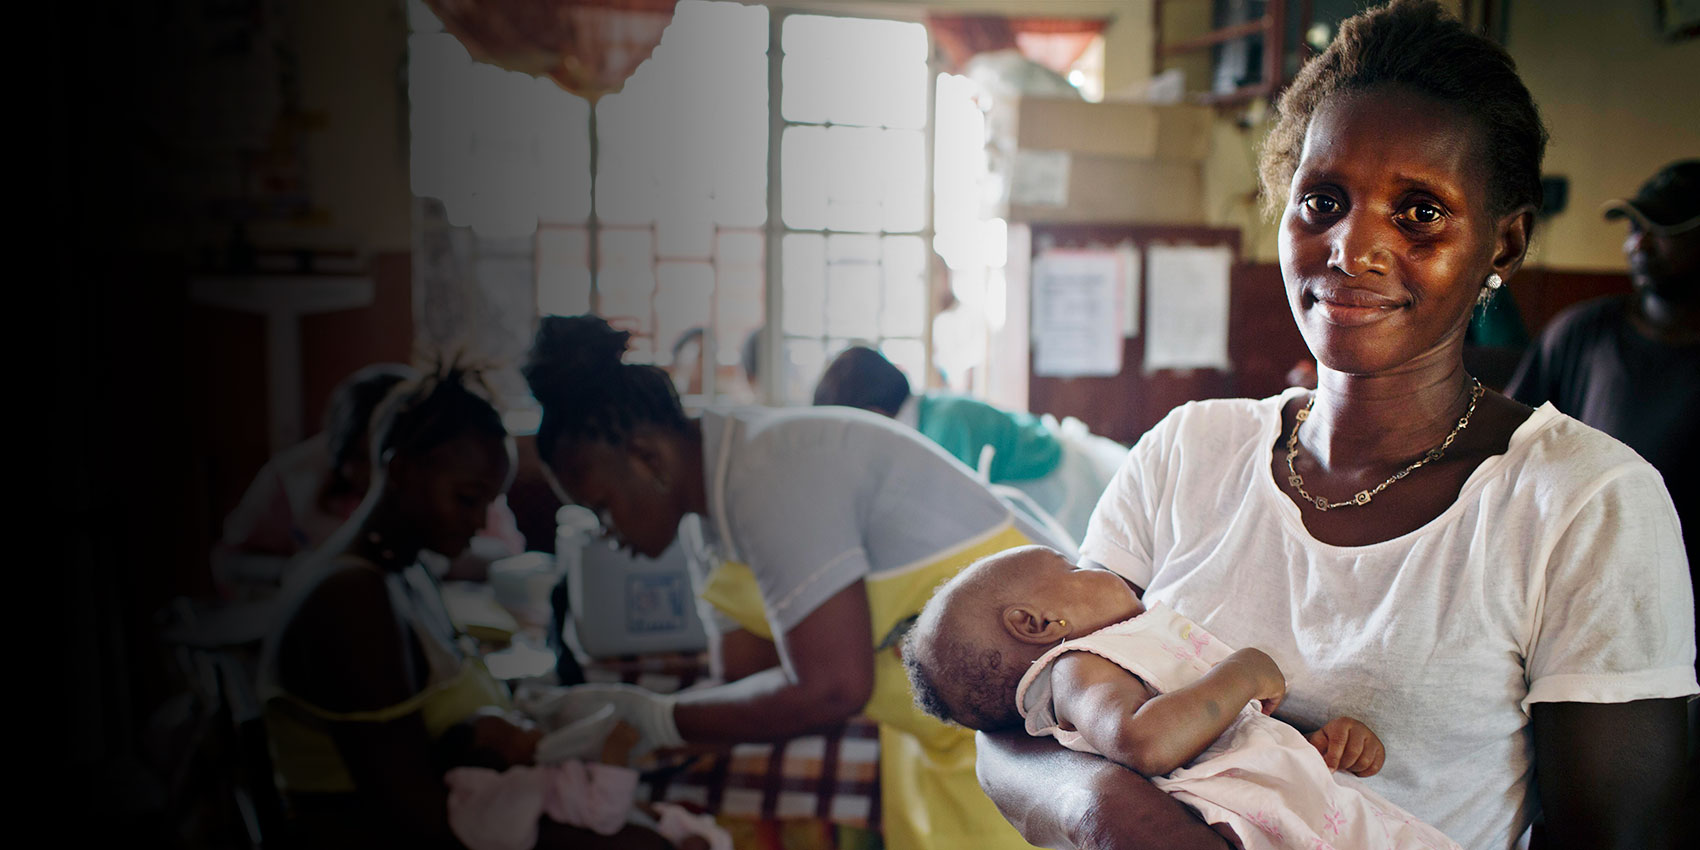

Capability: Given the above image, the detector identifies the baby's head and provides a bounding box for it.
[435,708,544,772]
[902,545,1145,732]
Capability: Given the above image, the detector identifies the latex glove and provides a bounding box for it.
[533,684,682,764]
[531,703,620,764]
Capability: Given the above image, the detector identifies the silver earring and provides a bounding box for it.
[1486,273,1503,290]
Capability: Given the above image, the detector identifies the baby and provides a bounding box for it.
[902,546,1462,850]
[437,706,727,850]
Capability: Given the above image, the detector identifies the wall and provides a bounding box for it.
[1506,0,1700,270]
[281,0,413,255]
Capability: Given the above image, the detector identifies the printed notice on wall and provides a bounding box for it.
[1144,243,1232,373]
[1032,249,1124,377]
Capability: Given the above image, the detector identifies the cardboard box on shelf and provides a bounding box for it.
[986,96,1212,225]
[994,97,1214,162]
[1007,153,1204,224]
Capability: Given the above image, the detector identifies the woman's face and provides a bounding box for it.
[1278,87,1505,376]
[394,432,512,558]
[550,438,682,559]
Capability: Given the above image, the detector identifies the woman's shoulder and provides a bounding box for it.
[1137,391,1297,454]
[1502,403,1662,490]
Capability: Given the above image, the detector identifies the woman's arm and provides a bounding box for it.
[708,627,781,683]
[672,579,874,743]
[975,730,1232,850]
[1531,698,1688,850]
[288,568,463,849]
[1053,647,1285,777]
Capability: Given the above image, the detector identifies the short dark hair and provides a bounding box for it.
[522,315,690,464]
[1260,0,1547,220]
[813,345,911,414]
[902,624,1025,733]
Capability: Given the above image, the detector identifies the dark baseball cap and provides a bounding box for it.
[1602,159,1700,235]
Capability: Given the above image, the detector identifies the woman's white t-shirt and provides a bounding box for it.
[1080,390,1697,850]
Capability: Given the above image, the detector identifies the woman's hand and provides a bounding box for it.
[1307,716,1385,776]
[1225,647,1286,716]
[975,730,1232,850]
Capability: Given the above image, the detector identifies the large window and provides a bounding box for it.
[407,1,935,414]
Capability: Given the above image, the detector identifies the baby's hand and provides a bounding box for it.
[1226,647,1286,716]
[1308,716,1385,776]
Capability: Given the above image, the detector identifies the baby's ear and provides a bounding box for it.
[1003,605,1068,644]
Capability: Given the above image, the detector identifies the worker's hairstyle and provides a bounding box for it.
[322,362,420,498]
[1259,0,1547,219]
[369,356,510,467]
[813,345,912,413]
[901,574,1027,732]
[522,315,690,464]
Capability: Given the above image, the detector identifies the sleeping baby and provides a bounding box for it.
[901,545,1462,850]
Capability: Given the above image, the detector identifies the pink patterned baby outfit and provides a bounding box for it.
[1016,603,1462,850]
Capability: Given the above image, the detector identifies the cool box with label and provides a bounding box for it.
[558,507,710,658]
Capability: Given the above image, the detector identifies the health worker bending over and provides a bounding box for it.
[522,315,1061,850]
[976,3,1696,850]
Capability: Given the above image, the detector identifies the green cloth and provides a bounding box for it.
[915,394,1063,483]
[1468,290,1531,348]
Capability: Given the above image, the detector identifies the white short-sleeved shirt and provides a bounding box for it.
[1080,390,1697,850]
[687,407,1062,636]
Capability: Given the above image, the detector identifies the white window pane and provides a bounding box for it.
[782,234,825,337]
[598,229,656,328]
[716,231,765,367]
[596,0,768,229]
[827,233,880,264]
[782,15,928,129]
[656,206,715,258]
[781,126,830,230]
[882,235,927,338]
[655,262,716,366]
[826,261,880,339]
[781,337,828,404]
[882,339,927,391]
[536,228,591,316]
[877,129,927,233]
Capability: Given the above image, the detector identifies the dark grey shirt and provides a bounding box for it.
[1508,295,1699,569]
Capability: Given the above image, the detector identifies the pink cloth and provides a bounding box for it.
[445,761,639,850]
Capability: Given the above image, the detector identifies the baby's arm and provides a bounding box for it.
[1307,716,1385,777]
[1050,647,1286,777]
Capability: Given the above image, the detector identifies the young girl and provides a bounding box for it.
[904,545,1463,850]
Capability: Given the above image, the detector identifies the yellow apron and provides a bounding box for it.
[700,521,1040,850]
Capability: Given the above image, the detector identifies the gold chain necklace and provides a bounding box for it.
[1284,378,1484,512]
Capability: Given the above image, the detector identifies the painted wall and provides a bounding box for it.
[1506,0,1700,270]
[277,0,413,254]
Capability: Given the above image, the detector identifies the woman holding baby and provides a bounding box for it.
[978,3,1694,849]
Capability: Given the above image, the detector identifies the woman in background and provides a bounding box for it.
[521,314,1065,850]
[258,365,663,849]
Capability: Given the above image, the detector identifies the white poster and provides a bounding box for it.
[1032,249,1124,377]
[1118,240,1141,338]
[1144,243,1232,373]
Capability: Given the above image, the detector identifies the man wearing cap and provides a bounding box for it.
[1509,160,1698,552]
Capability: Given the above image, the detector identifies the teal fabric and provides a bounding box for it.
[1468,290,1531,348]
[915,394,1063,482]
